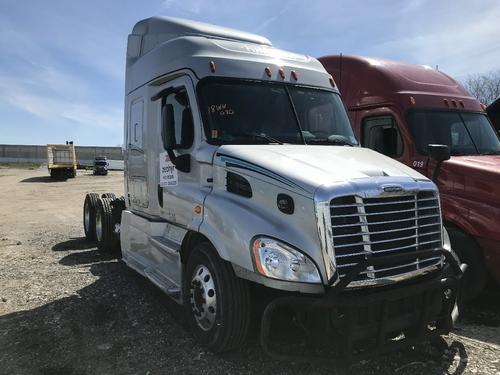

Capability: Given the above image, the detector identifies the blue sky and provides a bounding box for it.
[1,0,499,146]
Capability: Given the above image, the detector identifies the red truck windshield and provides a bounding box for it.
[408,111,500,156]
[198,79,357,146]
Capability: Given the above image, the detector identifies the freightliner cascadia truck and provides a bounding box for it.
[319,55,500,300]
[82,17,464,359]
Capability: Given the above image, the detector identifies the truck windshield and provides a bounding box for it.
[408,111,500,156]
[198,79,358,146]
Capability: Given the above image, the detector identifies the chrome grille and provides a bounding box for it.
[330,191,443,284]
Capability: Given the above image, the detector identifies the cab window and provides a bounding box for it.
[163,89,194,149]
[362,115,403,157]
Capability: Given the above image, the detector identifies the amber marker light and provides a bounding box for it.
[265,66,272,77]
[409,96,416,105]
[291,70,298,80]
[194,205,202,214]
[329,76,336,87]
[278,68,285,79]
[459,100,465,108]
[451,99,457,108]
[252,239,266,275]
[209,61,216,73]
[443,99,449,107]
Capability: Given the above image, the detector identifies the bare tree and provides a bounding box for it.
[462,70,500,106]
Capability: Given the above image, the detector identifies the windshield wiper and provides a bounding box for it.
[231,132,284,144]
[307,135,354,146]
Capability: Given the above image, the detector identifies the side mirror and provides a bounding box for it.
[428,144,450,162]
[427,144,450,182]
[161,103,190,173]
[162,104,176,150]
[382,127,398,156]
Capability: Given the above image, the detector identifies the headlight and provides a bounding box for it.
[251,237,321,283]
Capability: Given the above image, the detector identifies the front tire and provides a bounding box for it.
[183,242,250,352]
[447,227,488,300]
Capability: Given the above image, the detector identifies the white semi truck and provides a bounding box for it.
[83,17,464,360]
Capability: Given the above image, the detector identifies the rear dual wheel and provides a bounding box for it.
[83,193,100,241]
[95,198,120,254]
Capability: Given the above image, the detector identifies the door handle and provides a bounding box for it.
[158,184,163,208]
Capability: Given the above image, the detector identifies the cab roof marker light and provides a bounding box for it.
[329,76,336,87]
[209,60,216,73]
[409,96,416,105]
[265,66,272,77]
[443,99,449,107]
[459,100,465,108]
[278,68,285,79]
[291,70,298,81]
[480,102,487,111]
[451,99,457,108]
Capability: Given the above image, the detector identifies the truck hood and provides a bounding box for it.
[450,155,500,172]
[216,145,426,195]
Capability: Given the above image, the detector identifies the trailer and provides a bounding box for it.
[82,17,464,361]
[46,143,77,179]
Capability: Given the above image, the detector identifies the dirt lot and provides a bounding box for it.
[1,166,499,375]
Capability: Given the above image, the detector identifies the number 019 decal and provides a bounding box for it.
[412,160,425,168]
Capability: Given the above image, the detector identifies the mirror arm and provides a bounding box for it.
[431,160,443,182]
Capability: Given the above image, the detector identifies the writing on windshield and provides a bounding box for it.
[198,79,358,146]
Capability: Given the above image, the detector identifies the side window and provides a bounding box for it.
[362,115,403,158]
[130,99,144,149]
[163,89,194,149]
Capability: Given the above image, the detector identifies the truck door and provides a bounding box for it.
[154,76,207,229]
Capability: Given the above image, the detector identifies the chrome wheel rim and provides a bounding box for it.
[190,265,217,331]
[84,201,90,231]
[95,209,102,242]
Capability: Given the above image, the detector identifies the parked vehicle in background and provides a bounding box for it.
[82,17,464,360]
[319,55,500,299]
[487,97,500,132]
[93,156,108,175]
[46,142,77,179]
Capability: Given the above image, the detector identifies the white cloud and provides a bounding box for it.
[0,76,122,131]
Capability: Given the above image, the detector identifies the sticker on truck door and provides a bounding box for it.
[159,152,178,187]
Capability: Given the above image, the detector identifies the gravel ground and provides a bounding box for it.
[0,166,499,375]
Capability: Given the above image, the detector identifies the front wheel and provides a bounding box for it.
[183,242,250,352]
[447,227,488,301]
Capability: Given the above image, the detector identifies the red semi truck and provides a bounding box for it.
[319,55,500,299]
[487,97,500,132]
